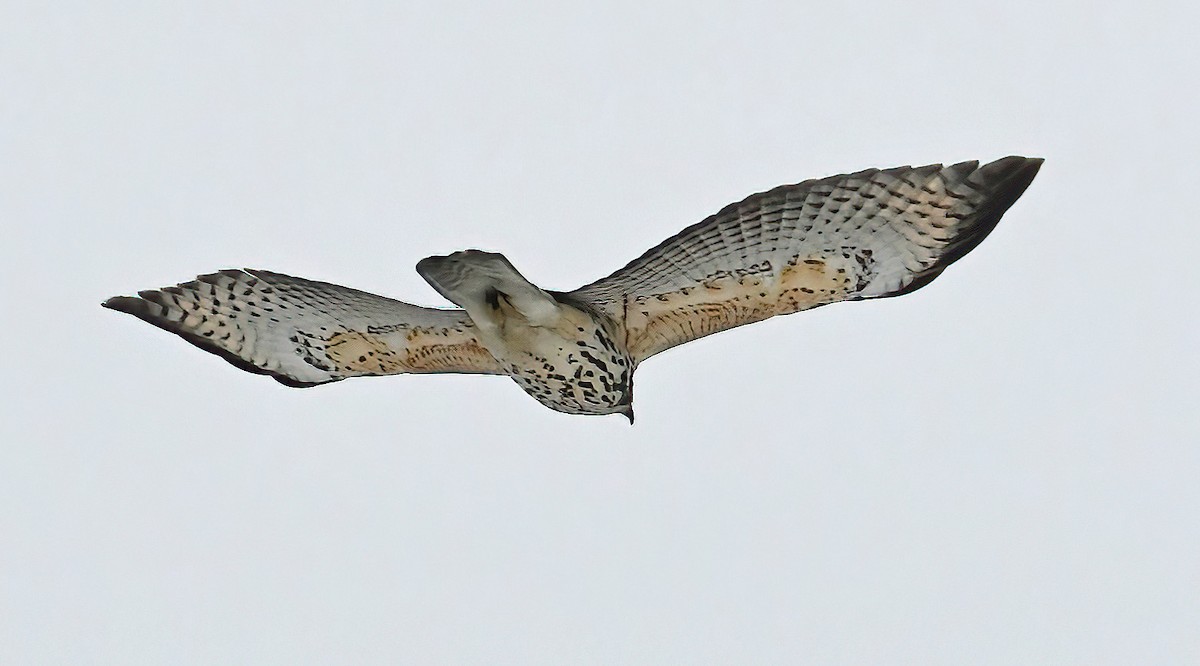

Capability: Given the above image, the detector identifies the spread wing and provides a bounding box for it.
[568,156,1042,364]
[103,269,503,386]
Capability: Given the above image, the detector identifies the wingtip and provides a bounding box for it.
[988,155,1045,179]
[991,156,1044,200]
[102,295,140,312]
[874,155,1043,300]
[1024,156,1046,177]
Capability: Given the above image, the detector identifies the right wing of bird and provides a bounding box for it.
[567,156,1042,364]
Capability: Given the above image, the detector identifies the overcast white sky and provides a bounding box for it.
[3,1,1198,663]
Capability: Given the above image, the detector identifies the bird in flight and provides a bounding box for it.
[104,156,1042,422]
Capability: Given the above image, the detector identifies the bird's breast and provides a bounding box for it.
[484,308,632,417]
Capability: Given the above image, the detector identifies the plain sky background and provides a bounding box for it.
[3,1,1198,663]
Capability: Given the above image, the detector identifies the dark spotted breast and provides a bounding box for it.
[506,322,633,416]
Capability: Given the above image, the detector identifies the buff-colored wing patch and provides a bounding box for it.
[623,252,864,359]
[323,328,500,375]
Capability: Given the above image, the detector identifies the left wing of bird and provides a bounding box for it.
[103,269,503,386]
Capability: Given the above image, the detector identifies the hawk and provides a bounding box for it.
[104,156,1042,422]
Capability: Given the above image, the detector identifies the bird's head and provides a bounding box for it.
[617,391,635,424]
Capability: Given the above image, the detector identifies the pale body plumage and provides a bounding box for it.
[104,156,1042,421]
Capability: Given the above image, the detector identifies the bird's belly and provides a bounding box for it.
[492,324,630,416]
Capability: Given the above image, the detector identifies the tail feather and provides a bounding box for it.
[417,250,559,325]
